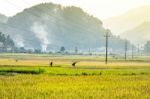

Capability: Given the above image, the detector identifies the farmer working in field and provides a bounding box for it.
[72,62,77,67]
[50,61,53,67]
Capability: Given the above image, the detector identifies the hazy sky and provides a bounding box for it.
[0,0,150,19]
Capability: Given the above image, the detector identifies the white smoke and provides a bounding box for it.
[14,35,25,47]
[31,22,50,52]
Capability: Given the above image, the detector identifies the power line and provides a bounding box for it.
[104,29,111,64]
[132,45,134,60]
[124,40,128,61]
[137,44,140,55]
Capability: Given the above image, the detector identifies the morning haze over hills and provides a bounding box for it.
[104,6,150,45]
[0,1,150,98]
[0,3,127,52]
[121,22,150,45]
[0,3,149,52]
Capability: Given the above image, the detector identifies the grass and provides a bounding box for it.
[0,75,149,99]
[0,53,149,98]
[0,66,149,76]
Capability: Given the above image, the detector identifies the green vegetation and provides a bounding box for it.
[0,54,149,98]
[0,66,150,76]
[0,32,15,52]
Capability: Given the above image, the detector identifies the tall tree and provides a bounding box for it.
[60,46,65,52]
[0,32,15,52]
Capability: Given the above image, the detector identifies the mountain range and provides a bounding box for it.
[103,6,150,34]
[103,6,150,45]
[121,22,150,45]
[0,3,130,52]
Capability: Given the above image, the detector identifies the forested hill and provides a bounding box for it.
[0,14,8,23]
[0,3,129,52]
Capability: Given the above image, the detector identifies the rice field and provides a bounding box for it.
[0,75,149,99]
[0,53,149,99]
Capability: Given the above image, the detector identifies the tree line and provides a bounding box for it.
[144,41,150,55]
[0,31,150,55]
[0,32,15,52]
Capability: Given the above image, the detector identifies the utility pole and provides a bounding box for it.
[137,44,140,56]
[89,48,92,55]
[132,45,134,60]
[138,44,140,53]
[75,46,78,54]
[104,30,111,64]
[125,40,128,61]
